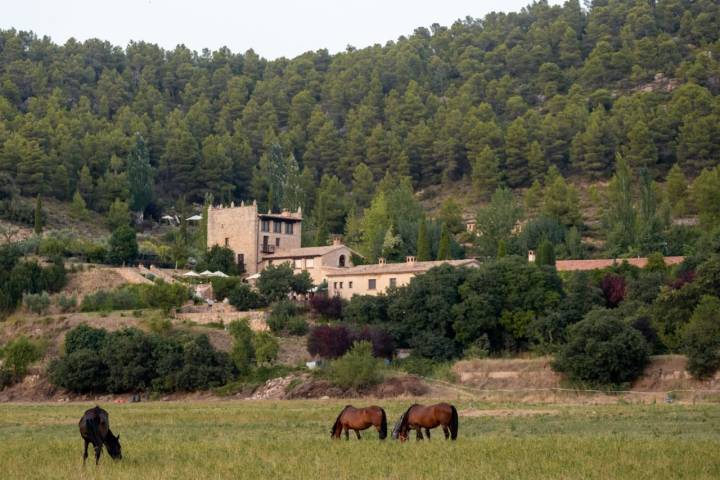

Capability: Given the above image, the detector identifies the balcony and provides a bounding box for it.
[261,244,275,254]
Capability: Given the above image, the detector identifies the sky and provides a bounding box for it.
[5,0,563,60]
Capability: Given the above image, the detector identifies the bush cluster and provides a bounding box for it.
[327,341,383,390]
[309,294,344,319]
[211,277,265,311]
[0,336,44,388]
[307,324,394,359]
[80,281,189,313]
[0,248,66,317]
[49,325,234,393]
[266,300,308,336]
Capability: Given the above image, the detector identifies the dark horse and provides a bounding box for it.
[79,406,122,465]
[392,403,458,441]
[331,405,387,440]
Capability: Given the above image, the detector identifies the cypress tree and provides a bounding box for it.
[128,134,154,217]
[537,237,556,266]
[437,223,451,260]
[33,194,42,235]
[416,220,432,261]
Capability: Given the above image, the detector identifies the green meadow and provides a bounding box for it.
[0,400,719,479]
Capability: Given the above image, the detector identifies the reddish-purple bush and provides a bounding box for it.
[309,294,344,319]
[352,326,394,359]
[601,273,626,308]
[307,324,352,359]
[671,270,695,290]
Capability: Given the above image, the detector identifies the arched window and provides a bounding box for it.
[338,254,346,267]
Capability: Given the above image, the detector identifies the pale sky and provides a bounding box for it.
[6,0,563,59]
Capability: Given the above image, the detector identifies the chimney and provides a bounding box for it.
[331,235,343,246]
[281,208,290,217]
[378,257,386,265]
[406,256,416,264]
[528,250,536,263]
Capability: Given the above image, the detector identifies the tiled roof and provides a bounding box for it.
[263,245,356,259]
[325,259,480,277]
[555,256,684,271]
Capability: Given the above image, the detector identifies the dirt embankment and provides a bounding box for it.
[450,356,720,403]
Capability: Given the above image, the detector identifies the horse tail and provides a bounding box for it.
[331,405,351,437]
[449,405,459,440]
[379,408,387,440]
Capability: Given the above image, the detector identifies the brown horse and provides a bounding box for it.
[331,405,387,440]
[392,403,458,441]
[79,406,122,465]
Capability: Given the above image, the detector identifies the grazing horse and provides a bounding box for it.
[331,405,387,440]
[392,403,458,441]
[79,406,122,465]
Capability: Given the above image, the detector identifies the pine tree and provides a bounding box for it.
[665,163,688,217]
[504,118,530,187]
[351,163,375,211]
[571,108,616,178]
[625,120,657,171]
[106,198,130,231]
[33,194,42,235]
[471,146,501,199]
[416,219,432,261]
[437,223,451,260]
[71,190,89,220]
[527,141,547,182]
[127,134,154,216]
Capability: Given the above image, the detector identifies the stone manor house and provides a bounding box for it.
[206,202,478,298]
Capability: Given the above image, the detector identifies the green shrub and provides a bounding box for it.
[328,341,383,390]
[1,336,43,381]
[57,293,78,313]
[682,296,720,379]
[23,291,50,314]
[64,324,107,354]
[211,277,242,301]
[48,349,109,393]
[286,316,309,336]
[107,225,138,265]
[226,283,264,311]
[80,282,189,313]
[553,309,650,386]
[252,332,279,365]
[266,300,304,334]
[228,319,255,374]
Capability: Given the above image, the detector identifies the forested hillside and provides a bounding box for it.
[0,0,719,246]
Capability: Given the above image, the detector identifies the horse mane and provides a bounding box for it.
[393,404,418,438]
[330,405,352,436]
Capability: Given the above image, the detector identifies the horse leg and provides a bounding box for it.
[416,427,424,441]
[442,426,450,439]
[82,440,89,465]
[94,444,102,465]
[344,427,349,441]
[425,428,431,440]
[355,430,361,440]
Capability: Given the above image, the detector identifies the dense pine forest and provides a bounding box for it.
[0,0,719,257]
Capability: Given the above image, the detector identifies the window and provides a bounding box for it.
[333,282,337,289]
[338,255,346,267]
[285,223,294,235]
[349,281,353,289]
[237,254,244,267]
[275,237,280,247]
[224,237,229,247]
[368,279,376,290]
[339,282,343,289]
[306,258,314,268]
[294,259,302,269]
[261,220,270,232]
[389,278,397,288]
[274,221,282,233]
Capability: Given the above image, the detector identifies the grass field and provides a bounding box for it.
[1,400,719,479]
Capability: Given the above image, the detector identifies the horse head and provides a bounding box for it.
[106,431,122,460]
[391,411,409,441]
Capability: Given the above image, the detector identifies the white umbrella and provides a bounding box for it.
[199,270,214,276]
[186,214,203,222]
[212,271,229,278]
[183,271,200,277]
